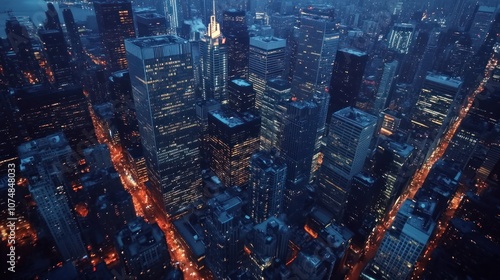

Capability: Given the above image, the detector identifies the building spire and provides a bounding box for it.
[212,0,216,18]
[208,0,221,39]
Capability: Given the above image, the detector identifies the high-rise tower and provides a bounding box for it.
[125,36,201,214]
[222,9,249,79]
[373,60,399,114]
[39,29,73,86]
[62,9,84,61]
[200,0,228,104]
[249,151,287,224]
[259,78,292,151]
[207,110,260,187]
[248,36,286,109]
[135,13,168,37]
[292,6,339,100]
[411,74,462,138]
[94,0,136,71]
[328,49,368,123]
[318,107,377,220]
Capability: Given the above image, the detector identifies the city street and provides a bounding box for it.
[89,101,208,280]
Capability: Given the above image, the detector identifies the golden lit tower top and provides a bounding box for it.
[207,0,221,38]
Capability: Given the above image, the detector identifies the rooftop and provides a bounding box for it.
[135,12,164,20]
[267,78,290,92]
[251,151,287,172]
[111,69,128,79]
[254,216,287,234]
[393,23,415,29]
[172,218,205,257]
[116,217,165,257]
[334,107,377,128]
[126,35,187,48]
[478,6,496,13]
[425,73,463,89]
[339,48,367,57]
[209,110,259,128]
[354,172,375,185]
[250,36,286,50]
[184,18,206,33]
[18,132,70,158]
[210,110,244,127]
[231,78,252,87]
[388,141,414,157]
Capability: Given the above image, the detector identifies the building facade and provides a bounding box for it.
[125,35,202,214]
[318,107,377,220]
[94,0,136,71]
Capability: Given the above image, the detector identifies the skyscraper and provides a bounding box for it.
[373,60,399,113]
[18,133,87,261]
[108,70,141,152]
[248,36,286,109]
[328,49,368,123]
[39,29,73,86]
[411,74,462,138]
[387,23,415,54]
[343,173,377,239]
[292,6,339,100]
[259,78,292,151]
[125,35,201,214]
[62,9,84,61]
[45,3,62,31]
[164,0,182,34]
[362,199,436,280]
[228,78,256,113]
[280,100,320,183]
[200,4,228,104]
[135,13,168,37]
[469,6,496,52]
[446,0,476,31]
[249,151,287,223]
[207,110,260,187]
[318,107,377,220]
[222,9,249,79]
[14,85,96,152]
[94,0,136,71]
[204,190,245,279]
[374,140,414,222]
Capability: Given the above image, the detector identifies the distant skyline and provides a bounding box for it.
[0,0,93,37]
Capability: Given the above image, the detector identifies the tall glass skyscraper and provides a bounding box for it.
[260,78,292,151]
[373,60,399,114]
[318,107,377,220]
[249,151,287,224]
[248,36,286,109]
[411,74,462,138]
[125,35,202,214]
[207,110,260,187]
[328,49,368,123]
[222,9,249,79]
[292,6,339,100]
[94,0,136,71]
[200,5,228,104]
